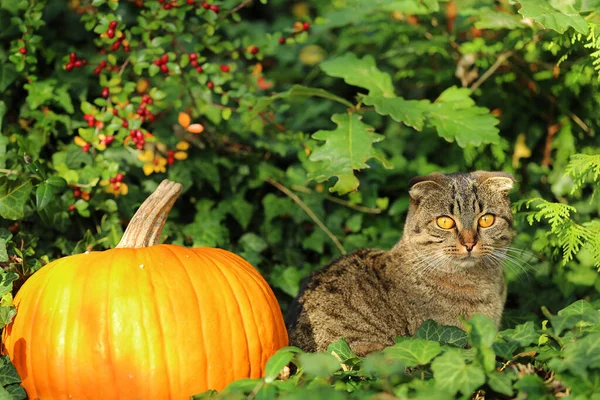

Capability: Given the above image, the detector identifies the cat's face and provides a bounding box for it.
[403,171,515,270]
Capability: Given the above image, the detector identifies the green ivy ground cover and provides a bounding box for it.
[1,0,600,398]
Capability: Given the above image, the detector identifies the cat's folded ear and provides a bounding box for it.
[473,171,516,193]
[408,172,446,200]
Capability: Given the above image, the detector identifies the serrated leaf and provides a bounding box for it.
[384,338,442,367]
[182,200,228,247]
[0,304,16,330]
[415,320,468,347]
[487,371,514,396]
[0,177,33,220]
[517,0,588,34]
[432,349,486,396]
[544,300,600,335]
[264,347,303,383]
[362,95,431,131]
[549,333,600,378]
[35,181,53,211]
[218,196,253,229]
[320,53,395,97]
[428,87,500,147]
[501,321,539,346]
[309,113,390,194]
[0,356,21,387]
[0,272,18,298]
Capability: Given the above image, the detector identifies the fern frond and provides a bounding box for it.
[565,153,600,197]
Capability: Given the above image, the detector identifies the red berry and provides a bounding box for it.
[154,59,162,66]
[136,142,144,150]
[142,94,150,103]
[112,108,118,116]
[147,112,155,122]
[146,98,153,105]
[82,144,90,152]
[109,177,117,184]
[116,173,124,182]
[136,108,145,116]
[189,53,198,60]
[161,54,169,64]
[65,63,74,71]
[109,20,118,29]
[160,64,169,73]
[187,0,195,4]
[69,205,76,212]
[94,67,101,75]
[113,183,120,191]
[84,114,94,121]
[135,130,144,140]
[74,60,83,68]
[99,60,107,68]
[81,59,87,65]
[19,47,27,54]
[101,87,109,98]
[122,120,129,128]
[111,41,121,51]
[202,1,210,9]
[209,4,219,12]
[105,136,115,145]
[196,66,203,73]
[164,3,172,9]
[278,37,286,45]
[191,60,198,67]
[69,52,76,61]
[303,22,310,31]
[249,45,259,55]
[124,45,131,52]
[220,64,230,73]
[107,29,115,39]
[207,81,214,89]
[73,188,81,197]
[87,118,95,127]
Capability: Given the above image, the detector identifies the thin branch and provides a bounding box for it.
[567,110,590,134]
[266,178,347,255]
[469,51,514,92]
[221,0,253,20]
[0,169,95,188]
[291,184,383,214]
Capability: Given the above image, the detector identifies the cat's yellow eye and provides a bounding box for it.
[436,216,455,229]
[478,214,495,228]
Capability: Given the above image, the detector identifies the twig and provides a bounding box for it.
[0,169,95,188]
[567,110,590,134]
[542,123,561,167]
[291,184,383,214]
[469,51,514,92]
[266,178,347,255]
[221,0,253,20]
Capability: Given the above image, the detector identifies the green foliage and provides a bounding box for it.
[0,0,599,397]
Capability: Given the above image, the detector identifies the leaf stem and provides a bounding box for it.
[266,178,347,255]
[290,184,383,214]
[469,51,514,92]
[0,169,95,188]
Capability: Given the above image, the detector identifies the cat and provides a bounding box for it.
[286,171,515,356]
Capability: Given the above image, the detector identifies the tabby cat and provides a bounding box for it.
[286,171,515,356]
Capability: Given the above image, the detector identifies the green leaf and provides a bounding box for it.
[46,176,67,189]
[549,333,600,378]
[264,347,303,383]
[0,177,33,220]
[432,349,486,396]
[474,10,523,29]
[514,374,553,398]
[428,87,500,147]
[487,371,514,396]
[35,181,53,211]
[308,113,390,194]
[384,338,442,367]
[327,338,359,364]
[286,85,354,108]
[517,0,588,34]
[297,353,340,378]
[320,53,395,97]
[0,239,7,263]
[501,321,539,346]
[183,200,228,247]
[0,303,16,330]
[0,64,17,92]
[415,320,468,348]
[0,271,18,298]
[464,314,497,349]
[0,356,21,386]
[362,95,431,131]
[218,196,253,229]
[544,300,600,335]
[0,101,6,133]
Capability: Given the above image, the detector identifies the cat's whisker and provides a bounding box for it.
[486,251,534,281]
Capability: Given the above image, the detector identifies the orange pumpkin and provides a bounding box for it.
[2,180,288,399]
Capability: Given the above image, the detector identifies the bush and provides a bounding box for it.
[1,0,599,398]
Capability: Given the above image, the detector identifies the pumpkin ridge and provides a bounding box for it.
[205,251,257,379]
[106,248,121,398]
[141,247,173,397]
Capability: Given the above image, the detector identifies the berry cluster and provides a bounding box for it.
[247,45,259,55]
[202,2,220,13]
[154,54,170,73]
[189,53,203,73]
[167,150,176,166]
[108,173,125,191]
[65,52,87,71]
[100,135,115,146]
[107,20,117,39]
[136,94,155,123]
[93,60,108,75]
[279,21,310,45]
[129,129,146,150]
[83,114,99,128]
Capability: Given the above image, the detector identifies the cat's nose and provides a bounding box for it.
[463,242,477,252]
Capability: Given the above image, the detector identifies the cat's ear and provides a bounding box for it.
[474,171,515,193]
[408,173,445,200]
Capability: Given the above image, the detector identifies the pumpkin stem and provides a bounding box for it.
[116,179,183,248]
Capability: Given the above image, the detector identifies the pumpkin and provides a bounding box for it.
[2,180,288,400]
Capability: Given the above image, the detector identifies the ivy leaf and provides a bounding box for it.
[500,321,540,346]
[474,10,523,29]
[0,239,7,263]
[543,300,600,335]
[362,95,431,131]
[415,320,468,348]
[384,338,442,367]
[264,346,303,383]
[327,338,359,364]
[320,53,395,97]
[35,181,54,211]
[0,177,33,220]
[432,349,486,396]
[0,356,20,386]
[0,272,18,298]
[218,196,253,229]
[487,371,514,397]
[297,353,341,378]
[548,333,600,378]
[428,87,500,147]
[309,113,390,194]
[182,200,228,247]
[517,0,588,34]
